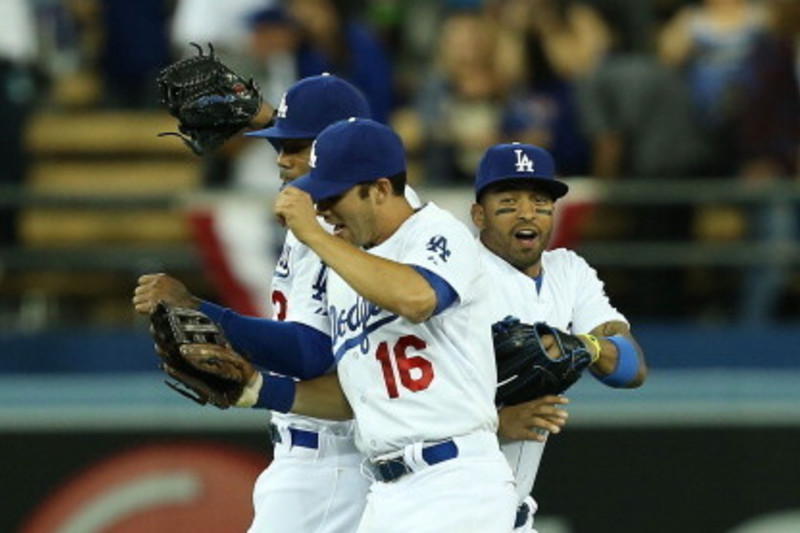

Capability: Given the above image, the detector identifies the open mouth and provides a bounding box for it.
[514,228,539,246]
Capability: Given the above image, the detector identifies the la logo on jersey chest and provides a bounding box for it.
[514,149,534,172]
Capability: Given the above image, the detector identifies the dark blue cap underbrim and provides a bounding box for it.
[476,176,569,201]
[245,125,316,141]
[246,125,316,151]
[290,173,357,202]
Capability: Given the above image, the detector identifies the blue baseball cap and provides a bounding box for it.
[291,118,406,202]
[475,143,568,200]
[245,74,371,149]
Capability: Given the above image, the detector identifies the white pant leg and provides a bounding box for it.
[357,451,517,533]
[248,436,369,533]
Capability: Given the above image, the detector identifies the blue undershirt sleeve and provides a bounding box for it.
[411,266,458,315]
[198,301,334,380]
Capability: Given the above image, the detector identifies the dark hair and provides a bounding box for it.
[357,171,407,198]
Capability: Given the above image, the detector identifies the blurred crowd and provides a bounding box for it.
[1,0,798,322]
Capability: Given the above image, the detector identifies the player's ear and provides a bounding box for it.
[372,178,393,204]
[471,203,485,230]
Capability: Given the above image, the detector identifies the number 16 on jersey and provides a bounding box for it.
[374,335,434,398]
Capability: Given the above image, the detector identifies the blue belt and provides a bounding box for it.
[514,501,531,529]
[374,440,459,483]
[269,423,319,449]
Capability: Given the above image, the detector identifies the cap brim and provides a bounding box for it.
[291,172,356,202]
[476,177,569,200]
[245,125,314,141]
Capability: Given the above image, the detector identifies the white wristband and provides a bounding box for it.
[235,372,264,408]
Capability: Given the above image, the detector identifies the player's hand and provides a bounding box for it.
[178,343,256,383]
[132,273,199,315]
[538,333,563,360]
[498,395,569,442]
[274,186,326,244]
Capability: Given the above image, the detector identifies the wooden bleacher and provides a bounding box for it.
[3,110,210,326]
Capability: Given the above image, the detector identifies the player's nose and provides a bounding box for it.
[517,199,537,219]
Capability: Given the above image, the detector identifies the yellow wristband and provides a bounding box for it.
[578,334,601,364]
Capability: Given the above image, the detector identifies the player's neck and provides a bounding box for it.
[370,198,415,248]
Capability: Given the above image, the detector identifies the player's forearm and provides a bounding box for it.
[200,301,334,379]
[293,373,353,419]
[588,322,647,387]
[251,372,353,420]
[305,231,437,323]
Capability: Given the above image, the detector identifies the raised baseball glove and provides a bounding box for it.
[149,301,254,409]
[156,42,262,155]
[493,317,596,407]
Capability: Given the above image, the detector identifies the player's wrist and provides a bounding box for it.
[577,333,601,364]
[248,102,274,130]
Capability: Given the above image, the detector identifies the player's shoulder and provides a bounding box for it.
[276,230,323,278]
[410,202,472,235]
[479,241,520,274]
[542,247,594,273]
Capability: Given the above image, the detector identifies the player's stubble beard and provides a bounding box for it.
[508,224,552,274]
[480,218,553,277]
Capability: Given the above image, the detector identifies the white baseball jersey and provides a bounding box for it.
[249,186,424,533]
[269,184,421,434]
[480,242,627,528]
[269,228,356,434]
[328,202,499,458]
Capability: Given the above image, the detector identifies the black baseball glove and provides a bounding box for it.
[149,301,255,409]
[493,317,596,407]
[156,43,262,155]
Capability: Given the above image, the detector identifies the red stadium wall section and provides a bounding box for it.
[18,442,267,533]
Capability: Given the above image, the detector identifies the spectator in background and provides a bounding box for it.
[0,0,39,244]
[97,0,172,109]
[735,0,800,324]
[659,0,768,175]
[288,0,393,124]
[576,4,718,318]
[170,0,269,67]
[657,0,772,320]
[489,0,611,176]
[396,7,510,185]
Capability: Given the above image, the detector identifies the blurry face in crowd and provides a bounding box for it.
[249,22,298,61]
[471,184,556,277]
[288,0,340,42]
[276,139,314,184]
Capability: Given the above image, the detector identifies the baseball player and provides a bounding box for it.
[135,74,384,533]
[470,142,648,531]
[251,117,518,532]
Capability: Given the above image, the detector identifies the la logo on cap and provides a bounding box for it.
[277,93,288,118]
[514,149,534,173]
[309,139,318,168]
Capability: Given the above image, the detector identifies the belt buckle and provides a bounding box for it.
[375,458,411,483]
[514,502,531,529]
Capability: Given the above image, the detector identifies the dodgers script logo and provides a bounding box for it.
[274,243,291,279]
[329,296,398,360]
[276,93,288,118]
[514,149,534,173]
